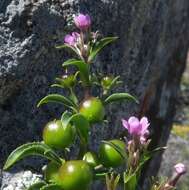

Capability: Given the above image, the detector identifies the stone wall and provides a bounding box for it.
[0,0,189,188]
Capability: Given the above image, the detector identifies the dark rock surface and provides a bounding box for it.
[159,134,189,190]
[0,0,189,189]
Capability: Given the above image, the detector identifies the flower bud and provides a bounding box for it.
[74,14,91,30]
[174,163,187,175]
[64,32,80,46]
[167,163,187,187]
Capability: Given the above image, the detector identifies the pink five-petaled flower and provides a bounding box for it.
[174,163,187,175]
[64,32,80,46]
[122,116,150,137]
[74,14,91,30]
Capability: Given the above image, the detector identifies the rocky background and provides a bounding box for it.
[0,0,189,189]
[159,54,189,190]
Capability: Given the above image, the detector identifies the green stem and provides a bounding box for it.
[77,141,88,159]
[84,86,90,99]
[69,87,78,105]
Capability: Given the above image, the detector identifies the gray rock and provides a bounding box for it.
[159,134,189,190]
[1,170,42,190]
[0,0,189,189]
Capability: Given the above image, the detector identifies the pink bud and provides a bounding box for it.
[174,163,187,175]
[167,163,187,187]
[64,32,80,46]
[128,140,133,145]
[74,14,91,30]
[140,136,146,144]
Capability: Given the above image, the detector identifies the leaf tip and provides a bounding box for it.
[37,101,42,107]
[3,165,8,171]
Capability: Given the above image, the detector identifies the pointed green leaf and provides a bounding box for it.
[37,94,77,110]
[69,89,78,105]
[52,72,79,90]
[101,76,123,95]
[134,147,167,177]
[124,172,137,190]
[51,84,65,89]
[63,59,90,86]
[61,111,90,144]
[61,111,72,126]
[56,44,81,58]
[94,172,108,180]
[40,184,62,190]
[114,174,121,189]
[102,140,127,160]
[88,37,118,62]
[27,181,46,190]
[104,93,138,105]
[150,146,167,154]
[108,76,122,90]
[3,142,62,170]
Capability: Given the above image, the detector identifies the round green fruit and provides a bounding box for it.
[79,97,105,123]
[83,152,99,168]
[44,161,60,183]
[99,139,126,168]
[58,160,93,190]
[43,120,75,149]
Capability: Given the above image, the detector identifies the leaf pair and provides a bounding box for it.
[101,76,122,95]
[37,94,78,113]
[51,72,79,89]
[3,142,62,170]
[88,37,118,63]
[56,37,118,63]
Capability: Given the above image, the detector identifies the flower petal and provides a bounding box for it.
[174,163,187,175]
[122,119,129,129]
[140,117,150,133]
[128,116,140,125]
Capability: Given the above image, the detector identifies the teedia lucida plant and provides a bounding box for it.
[3,13,186,190]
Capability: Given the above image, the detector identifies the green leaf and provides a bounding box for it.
[108,76,122,91]
[51,84,65,89]
[150,146,167,154]
[63,59,90,86]
[56,44,80,58]
[3,142,62,170]
[114,174,121,189]
[94,172,108,180]
[101,76,123,95]
[27,181,46,190]
[102,140,127,160]
[40,184,62,190]
[124,172,137,190]
[37,94,78,111]
[88,37,118,62]
[52,72,79,90]
[61,111,90,144]
[104,93,138,105]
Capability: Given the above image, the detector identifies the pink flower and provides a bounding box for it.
[64,32,80,46]
[122,116,150,137]
[74,14,91,30]
[174,163,187,175]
